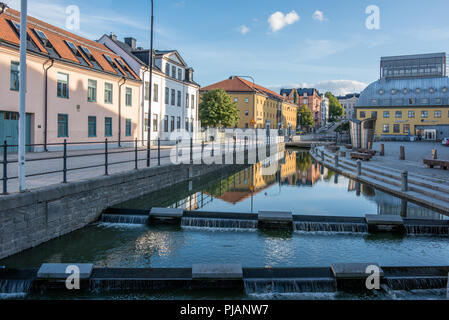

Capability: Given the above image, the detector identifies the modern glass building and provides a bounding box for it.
[356,53,449,141]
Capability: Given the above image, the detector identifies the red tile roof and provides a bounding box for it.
[201,76,293,103]
[0,9,139,80]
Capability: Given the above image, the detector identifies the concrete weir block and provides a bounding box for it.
[37,263,93,279]
[258,211,293,230]
[331,263,384,279]
[150,207,184,219]
[192,263,243,280]
[258,211,293,222]
[365,214,405,233]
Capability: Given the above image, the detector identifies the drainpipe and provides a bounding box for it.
[43,58,54,152]
[118,77,126,147]
[141,68,148,145]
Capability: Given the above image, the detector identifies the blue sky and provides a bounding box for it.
[8,0,449,95]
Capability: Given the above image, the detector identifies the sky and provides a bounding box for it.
[6,0,449,95]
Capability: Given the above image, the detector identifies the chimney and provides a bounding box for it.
[124,37,137,50]
[109,32,117,41]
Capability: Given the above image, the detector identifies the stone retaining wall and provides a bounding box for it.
[0,163,233,260]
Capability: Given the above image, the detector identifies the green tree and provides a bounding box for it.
[297,104,314,128]
[325,92,344,121]
[199,89,240,127]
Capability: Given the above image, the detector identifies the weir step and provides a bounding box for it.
[37,263,93,280]
[192,263,243,280]
[331,263,384,279]
[150,208,184,220]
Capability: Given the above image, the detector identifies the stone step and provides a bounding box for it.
[150,208,184,219]
[192,263,243,280]
[331,263,384,279]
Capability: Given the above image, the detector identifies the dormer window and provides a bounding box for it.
[65,41,88,66]
[33,29,59,58]
[79,46,103,70]
[115,58,133,78]
[104,54,125,76]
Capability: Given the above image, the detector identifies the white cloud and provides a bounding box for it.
[312,10,325,22]
[268,10,300,32]
[267,80,368,96]
[238,25,250,35]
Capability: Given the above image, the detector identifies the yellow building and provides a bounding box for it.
[355,53,449,140]
[200,76,297,131]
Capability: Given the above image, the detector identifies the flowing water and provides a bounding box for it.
[1,149,448,300]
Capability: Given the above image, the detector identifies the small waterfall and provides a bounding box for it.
[100,214,148,225]
[405,225,449,236]
[294,221,368,234]
[0,279,33,298]
[385,276,448,290]
[181,217,258,231]
[244,278,337,295]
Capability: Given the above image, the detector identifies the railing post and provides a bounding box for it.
[321,150,324,162]
[104,139,108,176]
[357,160,362,176]
[380,143,385,156]
[63,139,67,183]
[2,141,7,195]
[432,149,438,160]
[135,138,138,170]
[158,138,161,166]
[201,139,205,164]
[190,137,193,164]
[176,139,179,163]
[335,154,339,167]
[146,138,151,168]
[402,171,408,191]
[399,145,405,160]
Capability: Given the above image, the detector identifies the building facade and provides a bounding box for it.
[281,88,322,128]
[337,93,360,120]
[98,34,200,144]
[200,77,297,133]
[0,9,141,151]
[321,95,329,125]
[355,53,449,141]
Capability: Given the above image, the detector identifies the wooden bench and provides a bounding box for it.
[356,148,376,155]
[351,152,372,161]
[423,159,449,170]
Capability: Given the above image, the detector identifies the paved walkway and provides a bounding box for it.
[1,139,267,194]
[370,141,449,181]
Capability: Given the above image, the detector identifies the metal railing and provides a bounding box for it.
[1,135,281,195]
[1,138,196,195]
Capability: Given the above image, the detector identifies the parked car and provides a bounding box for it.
[442,137,449,146]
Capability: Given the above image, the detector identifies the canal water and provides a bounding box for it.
[1,149,448,299]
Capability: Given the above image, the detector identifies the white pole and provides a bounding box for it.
[18,0,27,192]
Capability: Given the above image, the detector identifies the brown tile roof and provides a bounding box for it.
[201,76,294,104]
[0,9,139,80]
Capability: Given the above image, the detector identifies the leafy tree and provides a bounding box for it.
[297,104,314,128]
[325,92,344,121]
[199,89,240,127]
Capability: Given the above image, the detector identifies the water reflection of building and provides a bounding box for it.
[374,190,442,220]
[347,178,443,219]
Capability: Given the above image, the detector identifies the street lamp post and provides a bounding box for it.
[18,0,27,192]
[146,0,154,167]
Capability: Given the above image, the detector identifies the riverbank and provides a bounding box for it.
[310,145,449,215]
